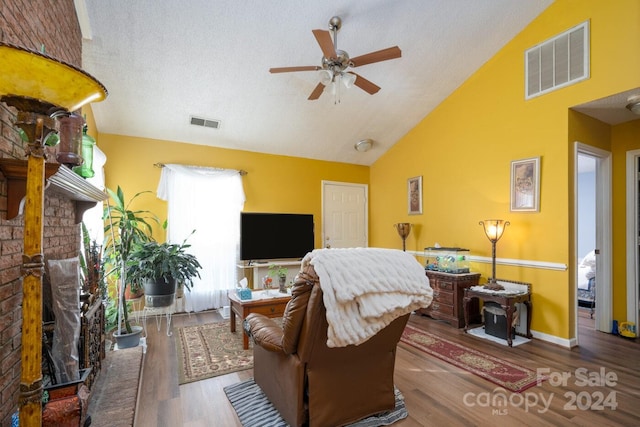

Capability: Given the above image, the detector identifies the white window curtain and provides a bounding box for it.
[82,145,107,244]
[157,164,245,312]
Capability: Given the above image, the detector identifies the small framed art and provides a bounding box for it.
[510,157,540,212]
[408,176,423,215]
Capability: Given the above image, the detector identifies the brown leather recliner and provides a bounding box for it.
[244,263,409,427]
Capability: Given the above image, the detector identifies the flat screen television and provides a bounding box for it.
[240,212,314,261]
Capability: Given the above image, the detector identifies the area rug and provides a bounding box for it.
[466,326,531,347]
[400,324,539,392]
[175,321,252,384]
[224,378,407,427]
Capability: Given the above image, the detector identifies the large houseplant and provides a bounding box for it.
[103,186,158,347]
[126,233,202,308]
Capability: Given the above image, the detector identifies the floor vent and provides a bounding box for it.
[525,20,589,99]
[190,116,221,129]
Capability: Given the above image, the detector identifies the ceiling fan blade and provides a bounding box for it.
[312,29,337,59]
[308,82,326,100]
[350,46,402,67]
[348,72,381,95]
[270,66,320,73]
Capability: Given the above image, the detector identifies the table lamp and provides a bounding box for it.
[479,219,510,286]
[0,41,107,425]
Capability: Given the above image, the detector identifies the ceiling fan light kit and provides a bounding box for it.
[270,16,401,102]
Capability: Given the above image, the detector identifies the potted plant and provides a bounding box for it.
[268,264,289,293]
[103,186,158,348]
[127,233,202,308]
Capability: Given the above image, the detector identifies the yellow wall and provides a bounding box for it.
[370,0,640,339]
[97,133,369,247]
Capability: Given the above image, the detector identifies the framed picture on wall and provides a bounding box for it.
[510,157,540,212]
[408,176,423,215]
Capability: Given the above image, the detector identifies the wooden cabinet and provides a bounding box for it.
[418,271,481,328]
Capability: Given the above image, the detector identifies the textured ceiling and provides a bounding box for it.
[80,0,554,166]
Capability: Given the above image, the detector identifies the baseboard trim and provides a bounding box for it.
[530,329,574,348]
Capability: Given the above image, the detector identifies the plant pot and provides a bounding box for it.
[143,276,177,308]
[125,285,144,300]
[113,325,143,349]
[43,368,92,427]
[279,275,287,293]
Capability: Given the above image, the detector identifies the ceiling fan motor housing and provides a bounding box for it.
[322,50,350,72]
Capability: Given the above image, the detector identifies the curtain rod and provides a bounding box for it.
[154,162,247,176]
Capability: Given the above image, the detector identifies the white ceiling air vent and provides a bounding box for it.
[525,20,589,99]
[190,116,221,129]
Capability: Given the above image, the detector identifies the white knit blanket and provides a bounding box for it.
[303,248,433,347]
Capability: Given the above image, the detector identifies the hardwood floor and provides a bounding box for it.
[134,307,640,426]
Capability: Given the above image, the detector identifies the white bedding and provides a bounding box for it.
[578,250,596,290]
[303,248,433,347]
[577,265,593,290]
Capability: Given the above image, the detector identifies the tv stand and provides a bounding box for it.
[238,260,302,289]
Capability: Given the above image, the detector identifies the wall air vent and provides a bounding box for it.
[525,20,589,99]
[190,116,221,129]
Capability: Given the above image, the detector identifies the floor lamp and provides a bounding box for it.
[0,42,107,426]
[394,223,412,251]
[479,219,510,287]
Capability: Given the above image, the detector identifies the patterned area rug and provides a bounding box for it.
[224,378,407,427]
[400,324,539,392]
[175,321,252,384]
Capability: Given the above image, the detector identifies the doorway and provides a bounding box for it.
[625,149,640,330]
[321,181,368,249]
[574,143,612,340]
[576,154,597,329]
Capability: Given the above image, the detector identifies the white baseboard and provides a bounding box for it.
[530,329,573,348]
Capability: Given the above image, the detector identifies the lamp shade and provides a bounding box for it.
[480,219,509,242]
[342,72,356,89]
[318,69,333,86]
[0,42,107,113]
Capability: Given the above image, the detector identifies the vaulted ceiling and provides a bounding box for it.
[80,0,554,166]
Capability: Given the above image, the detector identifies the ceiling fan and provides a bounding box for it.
[269,16,402,101]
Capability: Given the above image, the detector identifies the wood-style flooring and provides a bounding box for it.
[134,307,640,426]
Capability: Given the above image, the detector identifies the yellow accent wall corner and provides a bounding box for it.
[371,0,640,340]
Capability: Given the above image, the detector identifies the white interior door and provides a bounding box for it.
[322,181,368,249]
[575,142,612,337]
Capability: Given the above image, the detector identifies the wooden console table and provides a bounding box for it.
[463,282,532,347]
[418,271,481,328]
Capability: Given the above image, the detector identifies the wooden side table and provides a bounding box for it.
[228,290,291,349]
[463,283,532,347]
